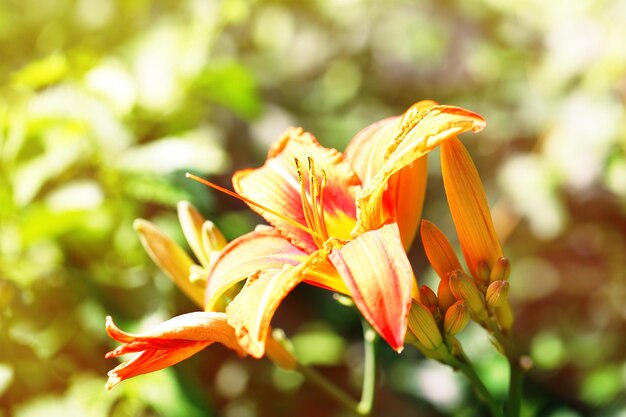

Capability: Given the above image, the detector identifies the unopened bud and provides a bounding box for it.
[496,301,514,331]
[449,270,487,319]
[407,302,443,351]
[202,220,228,265]
[490,257,511,282]
[437,277,456,313]
[419,285,439,314]
[444,300,470,335]
[189,265,208,287]
[486,280,509,307]
[476,260,491,285]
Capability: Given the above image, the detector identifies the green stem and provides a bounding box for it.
[458,360,503,417]
[448,352,504,417]
[357,321,377,415]
[296,320,377,416]
[298,364,361,413]
[484,318,524,417]
[507,359,523,417]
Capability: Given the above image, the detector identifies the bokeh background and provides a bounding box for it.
[1,0,626,416]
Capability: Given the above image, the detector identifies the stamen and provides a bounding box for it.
[318,169,329,239]
[185,173,323,239]
[294,159,319,245]
[308,158,323,237]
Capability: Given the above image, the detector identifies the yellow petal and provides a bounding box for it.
[302,257,350,295]
[205,228,308,311]
[345,101,436,249]
[344,100,438,184]
[353,103,486,237]
[225,248,330,358]
[133,219,203,307]
[420,219,462,279]
[329,222,413,352]
[441,137,503,279]
[233,127,361,253]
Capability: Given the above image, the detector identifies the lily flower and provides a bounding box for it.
[198,101,485,357]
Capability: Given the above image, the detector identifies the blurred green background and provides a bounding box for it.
[1,0,626,416]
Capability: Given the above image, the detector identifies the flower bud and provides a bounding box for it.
[419,285,439,314]
[437,277,456,313]
[407,302,443,351]
[448,269,487,319]
[476,260,491,286]
[489,257,511,282]
[133,218,203,307]
[444,300,470,335]
[178,201,211,268]
[496,301,514,331]
[189,264,208,287]
[202,220,228,261]
[486,280,509,307]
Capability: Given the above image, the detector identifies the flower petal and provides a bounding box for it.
[225,248,331,358]
[133,219,203,307]
[328,223,414,352]
[353,103,486,236]
[383,158,428,249]
[441,137,503,279]
[205,227,308,311]
[345,113,429,249]
[104,312,243,389]
[233,127,361,253]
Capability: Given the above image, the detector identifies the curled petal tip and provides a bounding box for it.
[105,374,121,390]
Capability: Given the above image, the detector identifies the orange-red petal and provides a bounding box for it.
[353,103,486,237]
[328,222,413,352]
[441,137,503,279]
[104,312,243,389]
[233,128,361,253]
[205,227,308,311]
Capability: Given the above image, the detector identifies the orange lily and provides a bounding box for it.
[201,101,485,357]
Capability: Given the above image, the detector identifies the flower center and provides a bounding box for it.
[294,157,329,248]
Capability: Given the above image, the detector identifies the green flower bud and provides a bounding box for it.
[486,280,509,307]
[489,257,511,282]
[407,302,443,351]
[444,300,470,335]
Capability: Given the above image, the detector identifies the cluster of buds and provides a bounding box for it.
[406,136,513,360]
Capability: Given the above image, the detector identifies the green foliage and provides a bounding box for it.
[2,0,626,415]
